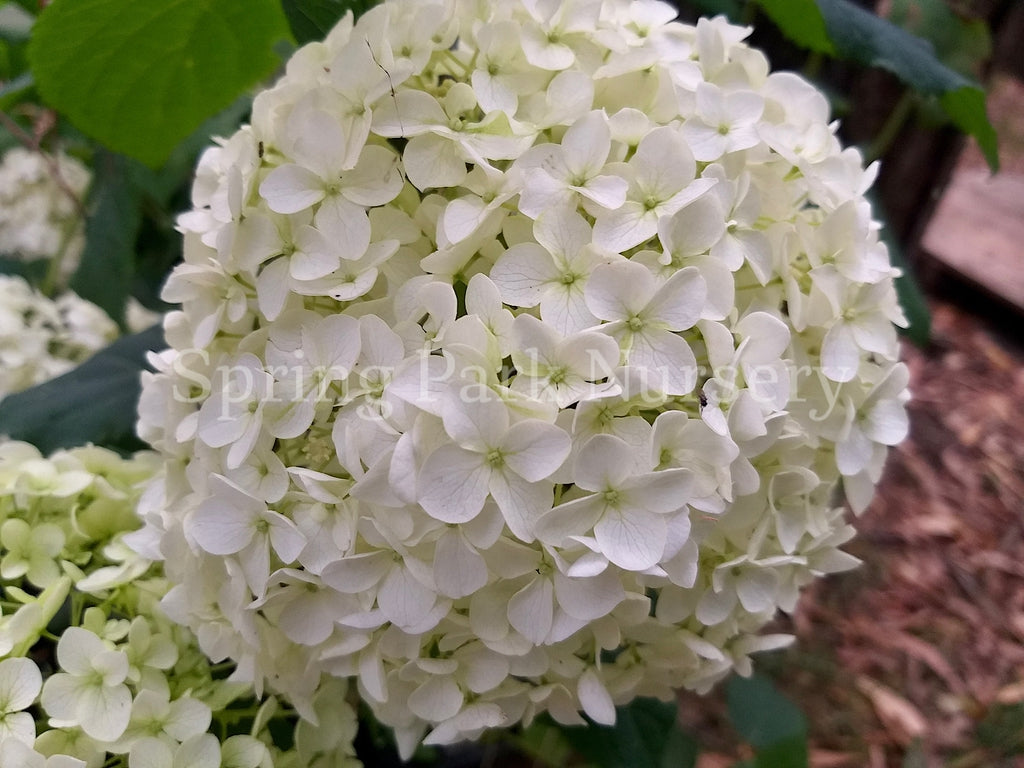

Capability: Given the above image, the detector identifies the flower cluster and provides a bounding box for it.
[0,275,119,400]
[138,0,910,754]
[0,441,361,767]
[0,147,90,280]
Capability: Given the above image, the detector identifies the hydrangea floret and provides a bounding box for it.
[0,442,361,767]
[138,0,911,755]
[0,147,90,280]
[0,275,119,401]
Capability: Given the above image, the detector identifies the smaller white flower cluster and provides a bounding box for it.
[0,275,118,401]
[0,147,90,278]
[0,442,362,768]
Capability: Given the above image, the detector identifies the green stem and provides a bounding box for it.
[803,51,824,80]
[39,203,83,297]
[865,90,916,165]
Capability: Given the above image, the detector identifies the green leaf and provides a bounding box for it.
[281,0,378,44]
[753,736,809,768]
[0,325,163,453]
[560,698,698,768]
[813,0,998,172]
[940,86,999,171]
[0,255,46,283]
[726,675,806,752]
[756,0,836,55]
[129,94,253,207]
[28,0,290,168]
[70,151,144,327]
[888,0,991,76]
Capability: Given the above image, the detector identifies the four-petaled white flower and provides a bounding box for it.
[0,657,41,745]
[0,519,64,588]
[537,434,693,570]
[585,259,706,395]
[418,395,571,540]
[40,627,132,742]
[187,475,306,597]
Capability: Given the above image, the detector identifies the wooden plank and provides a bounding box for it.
[920,168,1024,312]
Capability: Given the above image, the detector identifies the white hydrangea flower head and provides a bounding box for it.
[140,0,910,754]
[0,147,90,279]
[0,275,119,401]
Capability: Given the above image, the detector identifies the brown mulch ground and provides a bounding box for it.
[682,299,1024,768]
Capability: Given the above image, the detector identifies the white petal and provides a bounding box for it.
[171,733,221,768]
[507,577,553,644]
[635,126,696,194]
[418,445,490,524]
[585,260,655,321]
[0,711,34,745]
[660,194,726,257]
[286,106,348,178]
[341,145,404,206]
[408,676,464,722]
[490,244,558,307]
[129,737,174,768]
[441,395,509,450]
[695,585,738,626]
[77,682,132,741]
[371,89,448,137]
[189,501,254,556]
[377,566,436,629]
[256,258,292,321]
[821,322,859,382]
[577,668,616,725]
[736,569,779,613]
[165,697,213,742]
[535,494,604,545]
[627,329,698,396]
[562,111,612,180]
[442,196,488,244]
[266,513,306,564]
[0,657,41,711]
[579,174,629,210]
[321,552,391,593]
[646,266,706,330]
[594,507,666,571]
[259,164,324,214]
[591,202,653,253]
[403,133,467,191]
[279,594,337,646]
[55,627,107,676]
[489,472,554,543]
[502,421,571,482]
[533,206,593,259]
[682,122,728,162]
[623,468,693,514]
[864,400,909,445]
[358,647,387,702]
[314,197,372,262]
[573,434,634,492]
[836,427,873,476]
[433,531,488,599]
[554,568,624,621]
